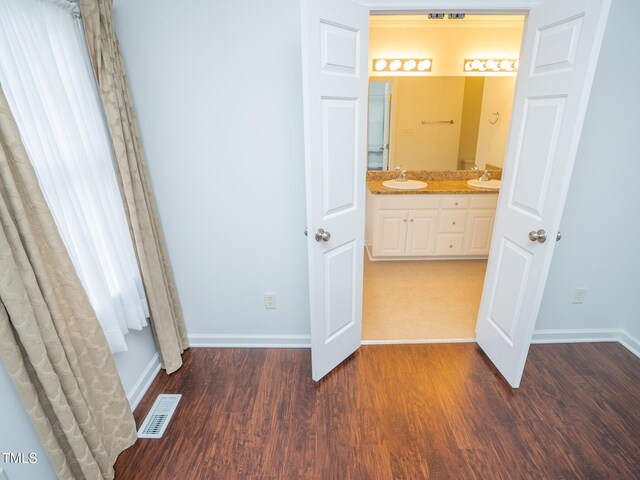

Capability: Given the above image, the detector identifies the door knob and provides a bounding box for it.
[528,229,547,243]
[315,228,331,242]
[556,231,562,241]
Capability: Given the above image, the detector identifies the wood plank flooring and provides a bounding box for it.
[115,343,640,479]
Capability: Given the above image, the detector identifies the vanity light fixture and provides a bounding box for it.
[464,58,519,73]
[373,58,433,73]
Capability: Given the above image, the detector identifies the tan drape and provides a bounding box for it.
[79,0,189,373]
[0,89,136,480]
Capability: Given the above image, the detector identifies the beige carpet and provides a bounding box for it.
[363,253,487,341]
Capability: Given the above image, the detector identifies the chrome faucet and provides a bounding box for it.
[396,169,407,182]
[479,169,492,181]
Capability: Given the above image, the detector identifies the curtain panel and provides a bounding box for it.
[79,0,189,374]
[0,88,136,480]
[0,0,150,354]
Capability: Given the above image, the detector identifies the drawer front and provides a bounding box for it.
[441,196,469,209]
[438,211,467,233]
[470,194,499,209]
[436,234,464,256]
[375,194,441,210]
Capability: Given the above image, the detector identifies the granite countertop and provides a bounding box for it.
[367,179,500,195]
[366,169,502,195]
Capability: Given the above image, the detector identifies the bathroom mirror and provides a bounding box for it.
[367,76,516,171]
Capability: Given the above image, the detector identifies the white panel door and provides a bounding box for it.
[300,0,368,381]
[476,0,611,388]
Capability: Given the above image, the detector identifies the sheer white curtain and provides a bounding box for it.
[0,0,149,352]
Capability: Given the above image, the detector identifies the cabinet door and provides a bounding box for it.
[372,210,407,257]
[464,209,496,256]
[405,210,438,256]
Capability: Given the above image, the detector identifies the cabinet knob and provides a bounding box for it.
[403,219,407,222]
[410,219,414,222]
[449,244,453,248]
[452,221,456,225]
[454,202,459,206]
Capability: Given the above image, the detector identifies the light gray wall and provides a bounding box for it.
[112,0,638,341]
[112,326,158,395]
[0,327,156,480]
[536,0,640,334]
[0,363,56,480]
[112,0,310,338]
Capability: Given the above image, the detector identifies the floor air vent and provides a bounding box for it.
[137,394,182,439]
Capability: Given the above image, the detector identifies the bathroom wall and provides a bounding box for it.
[369,16,524,77]
[457,77,484,168]
[389,76,466,170]
[536,0,640,342]
[112,0,310,342]
[474,76,516,169]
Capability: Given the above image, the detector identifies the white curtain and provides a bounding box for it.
[0,0,149,352]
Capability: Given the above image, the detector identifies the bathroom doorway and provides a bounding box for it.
[362,13,523,344]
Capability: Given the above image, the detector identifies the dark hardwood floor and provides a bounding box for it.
[115,343,640,479]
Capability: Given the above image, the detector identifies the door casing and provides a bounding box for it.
[334,2,550,350]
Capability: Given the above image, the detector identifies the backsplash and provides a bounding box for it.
[366,168,503,182]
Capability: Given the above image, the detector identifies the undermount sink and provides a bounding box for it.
[382,179,428,191]
[467,179,501,190]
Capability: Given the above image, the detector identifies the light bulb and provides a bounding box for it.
[464,61,473,71]
[390,59,402,71]
[374,59,387,71]
[515,60,519,70]
[403,59,417,71]
[486,59,497,70]
[471,59,482,70]
[417,59,431,71]
[500,60,512,70]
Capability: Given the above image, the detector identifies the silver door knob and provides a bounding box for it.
[556,231,562,241]
[528,229,547,243]
[315,228,331,242]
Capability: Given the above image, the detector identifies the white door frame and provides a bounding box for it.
[349,1,556,342]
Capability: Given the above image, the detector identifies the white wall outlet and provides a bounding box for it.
[573,287,587,304]
[264,293,277,309]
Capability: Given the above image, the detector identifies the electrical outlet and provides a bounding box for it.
[264,293,277,309]
[573,287,587,304]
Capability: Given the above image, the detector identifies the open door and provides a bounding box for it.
[476,0,612,387]
[300,0,369,381]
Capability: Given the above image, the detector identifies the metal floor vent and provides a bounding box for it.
[137,394,182,439]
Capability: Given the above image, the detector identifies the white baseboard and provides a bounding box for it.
[127,353,161,411]
[531,328,640,359]
[531,328,622,344]
[619,330,640,358]
[188,334,311,348]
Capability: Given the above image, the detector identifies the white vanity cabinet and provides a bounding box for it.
[366,192,498,259]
